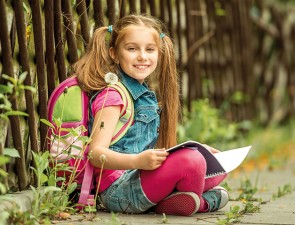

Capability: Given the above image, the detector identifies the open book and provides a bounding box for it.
[166,141,251,178]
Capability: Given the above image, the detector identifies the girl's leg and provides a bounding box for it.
[204,174,227,192]
[140,148,209,211]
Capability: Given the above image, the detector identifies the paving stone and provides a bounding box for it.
[1,160,294,225]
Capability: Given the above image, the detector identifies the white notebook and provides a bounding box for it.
[166,141,251,178]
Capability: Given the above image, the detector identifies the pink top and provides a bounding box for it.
[91,87,125,192]
[91,87,124,115]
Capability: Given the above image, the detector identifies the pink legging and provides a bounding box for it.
[140,148,227,212]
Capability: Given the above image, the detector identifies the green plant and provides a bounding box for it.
[217,202,261,225]
[3,203,38,225]
[161,213,168,223]
[0,72,76,224]
[0,72,34,120]
[0,148,20,194]
[272,184,293,200]
[30,151,76,221]
[105,212,127,225]
[0,72,39,224]
[178,99,243,148]
[41,117,90,192]
[221,182,232,192]
[217,205,241,225]
[240,202,260,214]
[234,177,260,202]
[0,72,34,195]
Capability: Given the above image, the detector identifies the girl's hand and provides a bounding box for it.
[135,148,168,170]
[203,144,220,154]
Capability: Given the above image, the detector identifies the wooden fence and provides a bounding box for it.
[0,0,294,191]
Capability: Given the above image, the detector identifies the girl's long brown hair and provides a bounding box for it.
[74,14,180,148]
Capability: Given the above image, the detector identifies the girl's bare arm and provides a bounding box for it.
[89,106,168,170]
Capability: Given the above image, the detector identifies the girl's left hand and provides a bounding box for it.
[203,144,220,154]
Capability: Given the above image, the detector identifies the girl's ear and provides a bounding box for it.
[109,47,117,62]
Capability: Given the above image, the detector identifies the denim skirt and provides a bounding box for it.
[99,169,156,213]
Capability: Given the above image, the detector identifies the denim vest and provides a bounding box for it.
[110,71,160,154]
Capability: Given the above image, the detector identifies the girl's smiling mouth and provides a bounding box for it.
[134,65,150,69]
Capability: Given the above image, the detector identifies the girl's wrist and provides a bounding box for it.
[129,154,139,169]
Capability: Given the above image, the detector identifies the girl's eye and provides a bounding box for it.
[147,48,154,52]
[128,47,136,51]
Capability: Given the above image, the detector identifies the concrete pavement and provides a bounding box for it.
[1,160,295,225]
[51,163,295,225]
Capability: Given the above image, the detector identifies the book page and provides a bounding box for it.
[213,146,251,173]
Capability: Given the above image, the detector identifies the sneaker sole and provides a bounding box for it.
[154,192,200,216]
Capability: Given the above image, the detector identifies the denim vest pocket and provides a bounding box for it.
[132,107,159,150]
[135,108,158,123]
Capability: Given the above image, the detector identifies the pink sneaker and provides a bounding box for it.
[153,192,200,216]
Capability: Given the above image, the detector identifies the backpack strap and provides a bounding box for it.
[78,81,134,209]
[77,147,95,210]
[88,81,134,144]
[109,82,134,144]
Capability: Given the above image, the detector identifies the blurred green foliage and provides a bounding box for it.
[177,99,249,149]
[178,98,295,165]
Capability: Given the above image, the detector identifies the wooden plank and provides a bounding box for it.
[61,0,78,64]
[54,0,67,82]
[0,0,28,190]
[76,0,90,48]
[44,0,55,96]
[93,0,104,28]
[12,0,39,155]
[30,0,48,150]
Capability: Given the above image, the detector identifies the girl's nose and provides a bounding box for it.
[137,51,147,61]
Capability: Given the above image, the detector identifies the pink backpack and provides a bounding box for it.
[47,76,134,210]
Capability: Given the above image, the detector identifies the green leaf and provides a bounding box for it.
[68,127,80,136]
[54,117,62,128]
[3,148,20,158]
[70,144,82,151]
[40,173,48,185]
[47,174,56,186]
[56,177,66,182]
[0,168,8,177]
[0,155,10,165]
[0,183,7,194]
[0,84,13,94]
[0,114,9,120]
[23,2,30,13]
[40,118,55,129]
[1,74,16,85]
[67,182,77,194]
[18,71,28,84]
[44,186,62,194]
[5,111,28,117]
[78,136,91,145]
[84,205,97,213]
[30,185,37,193]
[23,86,36,93]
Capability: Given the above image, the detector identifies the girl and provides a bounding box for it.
[74,14,229,216]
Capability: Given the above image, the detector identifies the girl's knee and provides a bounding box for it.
[169,148,207,170]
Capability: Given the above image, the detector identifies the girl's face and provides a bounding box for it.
[110,26,159,84]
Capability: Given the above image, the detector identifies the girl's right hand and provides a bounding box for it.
[135,148,169,170]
